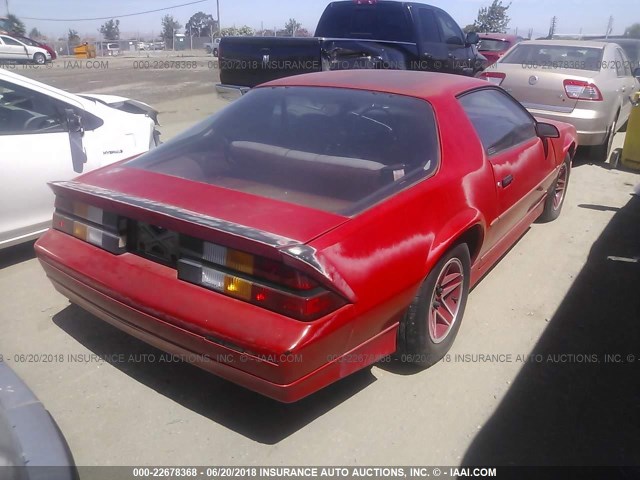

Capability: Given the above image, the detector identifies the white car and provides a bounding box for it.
[0,68,159,249]
[0,34,52,64]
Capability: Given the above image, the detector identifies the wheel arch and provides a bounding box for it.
[427,210,486,271]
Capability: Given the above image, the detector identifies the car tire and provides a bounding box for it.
[205,46,212,54]
[213,48,219,58]
[33,52,46,65]
[589,115,617,162]
[538,155,571,223]
[397,243,471,367]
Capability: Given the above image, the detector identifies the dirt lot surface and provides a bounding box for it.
[1,56,639,470]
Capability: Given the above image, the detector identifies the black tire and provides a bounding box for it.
[33,52,46,65]
[397,243,471,367]
[213,48,219,58]
[538,155,571,223]
[589,115,617,162]
[205,46,212,54]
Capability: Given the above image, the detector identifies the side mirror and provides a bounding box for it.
[466,32,480,45]
[65,108,83,134]
[537,122,560,139]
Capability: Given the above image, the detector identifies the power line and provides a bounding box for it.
[20,0,208,22]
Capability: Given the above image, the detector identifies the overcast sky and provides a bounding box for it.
[5,0,637,40]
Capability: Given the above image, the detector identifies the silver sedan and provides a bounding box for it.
[481,40,640,161]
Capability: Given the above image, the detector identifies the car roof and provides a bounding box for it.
[479,33,519,42]
[259,70,487,101]
[521,39,610,48]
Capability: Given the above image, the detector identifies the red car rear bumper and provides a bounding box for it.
[35,230,398,402]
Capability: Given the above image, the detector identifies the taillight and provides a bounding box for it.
[479,71,506,86]
[563,79,603,101]
[53,197,126,254]
[179,238,346,321]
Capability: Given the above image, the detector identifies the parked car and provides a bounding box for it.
[12,34,57,60]
[478,33,521,67]
[480,40,640,161]
[35,70,577,402]
[0,361,78,479]
[0,34,52,64]
[204,37,221,57]
[0,69,160,250]
[217,0,485,93]
[103,42,120,56]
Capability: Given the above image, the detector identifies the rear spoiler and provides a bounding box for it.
[48,180,335,285]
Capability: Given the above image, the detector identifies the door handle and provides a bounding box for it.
[499,175,514,188]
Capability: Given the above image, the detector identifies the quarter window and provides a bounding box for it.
[459,88,537,156]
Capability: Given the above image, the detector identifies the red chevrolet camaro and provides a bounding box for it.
[35,70,577,402]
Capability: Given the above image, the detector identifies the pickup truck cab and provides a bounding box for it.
[218,0,484,92]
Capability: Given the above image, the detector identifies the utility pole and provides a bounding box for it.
[548,16,557,39]
[4,0,9,15]
[605,15,613,38]
[216,0,221,36]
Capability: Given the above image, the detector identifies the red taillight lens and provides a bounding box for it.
[179,238,346,321]
[479,71,506,85]
[563,79,603,101]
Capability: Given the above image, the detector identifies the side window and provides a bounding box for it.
[0,80,68,135]
[1,36,23,47]
[614,49,625,77]
[618,49,632,77]
[459,89,537,156]
[417,8,441,44]
[435,11,464,45]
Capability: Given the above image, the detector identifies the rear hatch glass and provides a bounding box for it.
[479,39,510,52]
[126,86,439,215]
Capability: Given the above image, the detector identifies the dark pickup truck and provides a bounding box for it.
[217,0,486,94]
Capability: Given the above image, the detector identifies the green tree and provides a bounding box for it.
[284,18,302,36]
[473,0,511,33]
[186,11,217,37]
[625,23,640,38]
[100,19,120,40]
[463,24,479,34]
[5,13,26,35]
[161,15,182,47]
[29,27,42,39]
[220,26,238,37]
[68,29,80,45]
[236,25,254,36]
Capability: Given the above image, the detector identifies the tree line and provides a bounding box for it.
[3,6,639,45]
